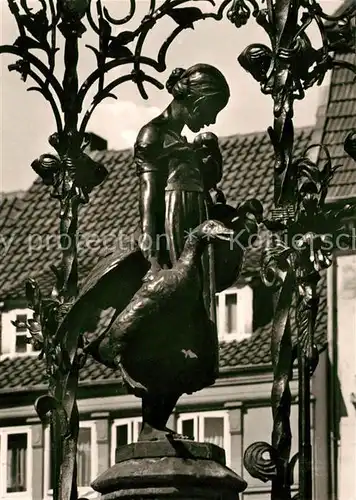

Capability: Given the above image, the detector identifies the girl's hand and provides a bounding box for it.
[210,187,226,205]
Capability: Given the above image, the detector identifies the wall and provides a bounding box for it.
[312,349,329,500]
[334,254,356,500]
[242,402,300,499]
[1,370,328,500]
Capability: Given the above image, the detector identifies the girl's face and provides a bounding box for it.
[184,95,224,133]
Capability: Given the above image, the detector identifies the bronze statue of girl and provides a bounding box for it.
[135,63,230,270]
[134,63,230,334]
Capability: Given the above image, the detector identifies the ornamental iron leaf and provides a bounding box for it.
[227,0,259,27]
[238,44,272,84]
[58,0,90,20]
[168,6,205,28]
[19,9,49,43]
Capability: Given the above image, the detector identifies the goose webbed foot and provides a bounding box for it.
[140,392,185,441]
[138,422,190,442]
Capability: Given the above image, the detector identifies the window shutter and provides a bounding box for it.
[7,433,28,492]
[0,428,32,496]
[216,286,253,340]
[133,420,142,442]
[111,418,142,465]
[237,286,253,337]
[1,309,39,356]
[177,415,198,440]
[1,311,16,355]
[116,424,130,448]
[15,314,27,332]
[77,428,91,487]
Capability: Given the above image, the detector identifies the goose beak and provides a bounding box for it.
[216,228,235,241]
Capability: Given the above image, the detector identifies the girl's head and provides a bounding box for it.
[166,64,230,133]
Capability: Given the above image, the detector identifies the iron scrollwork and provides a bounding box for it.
[344,130,356,162]
[243,152,355,499]
[234,0,356,500]
[1,0,246,499]
[228,0,356,498]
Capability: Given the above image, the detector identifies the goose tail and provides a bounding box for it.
[117,360,149,397]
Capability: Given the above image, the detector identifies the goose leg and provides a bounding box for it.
[138,393,187,441]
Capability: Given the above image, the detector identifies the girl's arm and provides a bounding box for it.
[134,125,162,272]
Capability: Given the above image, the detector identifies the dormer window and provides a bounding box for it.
[216,286,253,341]
[0,308,40,358]
[14,313,29,353]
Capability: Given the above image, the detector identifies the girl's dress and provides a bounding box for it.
[134,127,218,379]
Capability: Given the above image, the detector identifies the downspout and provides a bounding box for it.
[327,254,338,500]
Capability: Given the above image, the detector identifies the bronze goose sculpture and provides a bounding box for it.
[55,202,262,441]
[93,219,234,440]
[54,200,263,374]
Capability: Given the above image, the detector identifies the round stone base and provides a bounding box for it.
[91,439,247,499]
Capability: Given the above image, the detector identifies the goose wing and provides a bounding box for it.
[107,273,169,346]
[55,242,149,365]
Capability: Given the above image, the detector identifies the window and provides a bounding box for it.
[44,422,97,498]
[216,286,253,341]
[13,315,28,354]
[177,411,230,466]
[1,309,41,358]
[110,418,142,466]
[77,427,93,488]
[0,427,32,498]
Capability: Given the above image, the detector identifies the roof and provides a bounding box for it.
[0,191,25,236]
[332,0,356,18]
[317,51,356,199]
[0,128,314,301]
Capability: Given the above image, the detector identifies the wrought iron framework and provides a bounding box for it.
[235,2,356,499]
[1,0,356,499]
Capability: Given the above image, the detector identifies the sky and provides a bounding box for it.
[0,0,342,192]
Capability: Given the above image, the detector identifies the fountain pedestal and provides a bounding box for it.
[91,438,247,499]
